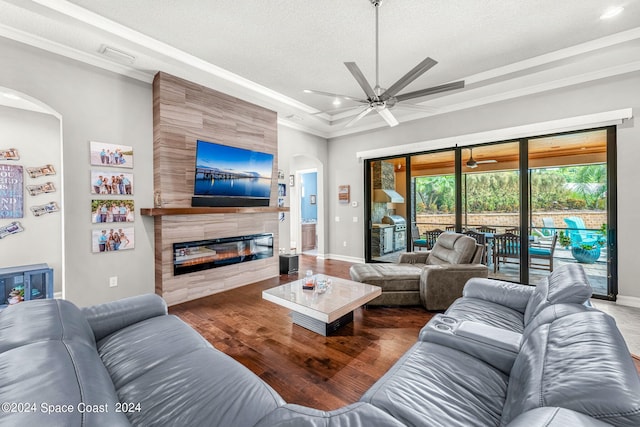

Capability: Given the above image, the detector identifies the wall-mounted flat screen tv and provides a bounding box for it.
[192,140,274,207]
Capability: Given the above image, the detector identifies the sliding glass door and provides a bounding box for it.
[527,129,614,297]
[364,127,616,298]
[462,142,521,282]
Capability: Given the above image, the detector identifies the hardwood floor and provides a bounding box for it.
[170,255,640,411]
[169,255,433,410]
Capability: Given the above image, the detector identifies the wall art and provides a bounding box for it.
[0,164,23,218]
[338,185,350,204]
[26,164,56,179]
[0,148,19,161]
[31,201,59,217]
[91,199,134,223]
[26,182,56,196]
[92,226,135,253]
[91,170,134,195]
[90,141,133,168]
[0,221,24,239]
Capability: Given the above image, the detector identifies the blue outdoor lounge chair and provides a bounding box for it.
[563,216,599,247]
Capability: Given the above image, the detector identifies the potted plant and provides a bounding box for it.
[566,224,606,264]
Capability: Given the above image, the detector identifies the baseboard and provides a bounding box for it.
[614,295,640,309]
[325,253,365,264]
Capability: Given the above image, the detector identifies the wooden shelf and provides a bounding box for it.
[140,207,289,217]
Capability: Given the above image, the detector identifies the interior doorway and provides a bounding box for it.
[299,170,318,255]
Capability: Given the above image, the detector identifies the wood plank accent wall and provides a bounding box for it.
[153,72,279,306]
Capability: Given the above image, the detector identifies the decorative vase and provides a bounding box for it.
[571,246,601,264]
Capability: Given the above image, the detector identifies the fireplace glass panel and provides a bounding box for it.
[173,233,273,275]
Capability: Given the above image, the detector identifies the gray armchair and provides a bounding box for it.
[350,233,488,310]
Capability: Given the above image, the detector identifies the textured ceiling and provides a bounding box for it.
[1,0,639,136]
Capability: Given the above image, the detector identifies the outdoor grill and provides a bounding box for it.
[382,215,407,251]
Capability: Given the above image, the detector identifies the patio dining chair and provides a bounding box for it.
[463,230,488,264]
[492,232,520,273]
[424,229,445,249]
[476,225,496,234]
[529,232,558,272]
[411,225,428,251]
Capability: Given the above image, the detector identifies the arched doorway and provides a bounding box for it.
[0,87,65,297]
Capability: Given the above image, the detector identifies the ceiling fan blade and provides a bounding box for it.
[381,57,437,99]
[303,89,367,103]
[377,108,399,127]
[395,80,465,102]
[345,106,374,128]
[344,62,377,100]
[477,160,498,164]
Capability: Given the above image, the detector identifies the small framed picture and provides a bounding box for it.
[27,182,56,196]
[31,201,60,217]
[278,169,285,180]
[278,183,286,197]
[91,200,135,223]
[26,164,56,179]
[310,194,316,205]
[0,148,20,161]
[338,185,350,204]
[90,141,133,168]
[91,170,134,195]
[92,227,135,253]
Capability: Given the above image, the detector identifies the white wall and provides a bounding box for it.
[0,37,154,307]
[327,71,640,302]
[0,106,62,290]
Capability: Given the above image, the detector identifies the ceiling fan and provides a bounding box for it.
[466,148,498,169]
[304,0,465,128]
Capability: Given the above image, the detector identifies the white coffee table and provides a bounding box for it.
[262,276,382,336]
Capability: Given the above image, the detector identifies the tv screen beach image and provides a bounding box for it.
[194,140,273,199]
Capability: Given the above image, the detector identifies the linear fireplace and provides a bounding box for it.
[173,233,273,276]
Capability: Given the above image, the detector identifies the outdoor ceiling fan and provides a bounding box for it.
[304,0,465,128]
[466,148,498,169]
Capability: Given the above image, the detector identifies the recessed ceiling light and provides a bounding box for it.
[332,98,341,106]
[2,93,22,100]
[600,6,624,19]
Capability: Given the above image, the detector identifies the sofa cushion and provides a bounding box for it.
[426,233,477,265]
[254,402,406,427]
[444,297,526,334]
[0,299,130,426]
[97,314,284,427]
[349,263,422,292]
[361,341,509,426]
[501,310,640,426]
[523,264,592,325]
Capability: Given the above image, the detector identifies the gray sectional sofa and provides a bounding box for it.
[1,263,639,426]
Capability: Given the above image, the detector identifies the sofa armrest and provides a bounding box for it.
[398,251,430,264]
[420,314,521,374]
[81,293,168,341]
[420,264,489,311]
[463,277,534,313]
[254,402,405,427]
